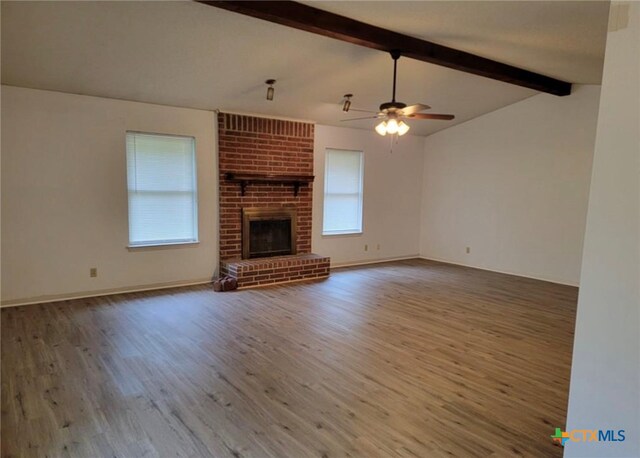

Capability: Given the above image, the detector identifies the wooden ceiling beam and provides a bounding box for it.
[198,0,571,96]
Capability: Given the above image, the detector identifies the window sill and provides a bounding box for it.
[322,231,363,237]
[127,241,200,251]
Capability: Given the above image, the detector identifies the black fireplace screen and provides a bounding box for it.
[248,218,293,258]
[242,207,297,259]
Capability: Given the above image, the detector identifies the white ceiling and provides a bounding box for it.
[1,1,609,137]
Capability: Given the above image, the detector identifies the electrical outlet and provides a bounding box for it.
[466,247,471,254]
[364,244,368,252]
[90,267,97,278]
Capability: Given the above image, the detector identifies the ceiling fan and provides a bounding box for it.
[342,50,455,136]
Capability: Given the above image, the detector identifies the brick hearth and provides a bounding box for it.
[218,112,329,288]
[220,254,330,289]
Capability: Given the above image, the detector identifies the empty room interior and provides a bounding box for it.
[1,1,639,457]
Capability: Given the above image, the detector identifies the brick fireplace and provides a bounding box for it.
[217,112,329,288]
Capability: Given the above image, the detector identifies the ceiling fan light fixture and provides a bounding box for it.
[374,119,410,137]
[265,79,276,101]
[375,121,388,136]
[386,118,399,134]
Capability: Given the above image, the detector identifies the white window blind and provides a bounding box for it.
[323,149,364,235]
[126,132,198,246]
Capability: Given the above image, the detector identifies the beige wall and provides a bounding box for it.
[419,85,601,286]
[1,87,426,304]
[565,3,640,456]
[2,83,604,303]
[313,125,424,266]
[1,86,218,305]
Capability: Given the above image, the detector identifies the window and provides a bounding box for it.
[126,132,198,246]
[323,149,364,235]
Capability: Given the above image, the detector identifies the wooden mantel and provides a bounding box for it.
[224,172,315,196]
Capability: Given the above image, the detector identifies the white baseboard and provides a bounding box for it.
[418,256,579,287]
[331,255,420,269]
[1,278,213,308]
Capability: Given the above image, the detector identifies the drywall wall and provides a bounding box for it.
[565,3,640,457]
[1,86,218,305]
[419,84,601,285]
[313,125,424,266]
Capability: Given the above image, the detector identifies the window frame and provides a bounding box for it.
[125,131,199,248]
[322,148,365,236]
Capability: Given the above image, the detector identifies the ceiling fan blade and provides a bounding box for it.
[341,116,381,122]
[348,108,380,114]
[408,113,455,120]
[401,103,431,115]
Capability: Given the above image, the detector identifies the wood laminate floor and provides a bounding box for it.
[1,259,577,457]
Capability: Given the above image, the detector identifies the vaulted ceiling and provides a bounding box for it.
[1,1,609,136]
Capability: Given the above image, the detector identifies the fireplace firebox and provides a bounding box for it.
[242,208,297,259]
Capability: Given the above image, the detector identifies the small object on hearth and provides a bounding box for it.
[213,276,238,292]
[223,277,238,291]
[213,275,238,292]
